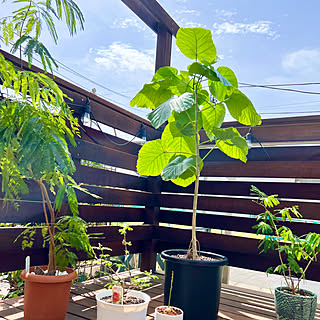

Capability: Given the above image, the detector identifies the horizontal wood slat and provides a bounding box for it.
[0,200,44,223]
[0,225,153,272]
[162,180,320,200]
[76,185,154,206]
[201,145,320,162]
[202,161,320,178]
[155,226,320,281]
[0,201,147,224]
[159,210,320,236]
[219,115,320,143]
[78,205,145,223]
[74,160,147,191]
[71,139,138,172]
[159,194,320,220]
[79,126,141,156]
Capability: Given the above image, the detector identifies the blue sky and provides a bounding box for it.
[2,0,320,121]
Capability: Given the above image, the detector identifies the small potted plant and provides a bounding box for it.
[251,186,320,320]
[130,26,261,320]
[0,1,97,319]
[95,225,157,320]
[155,271,183,320]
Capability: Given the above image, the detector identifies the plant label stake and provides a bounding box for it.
[112,286,123,304]
[25,256,30,274]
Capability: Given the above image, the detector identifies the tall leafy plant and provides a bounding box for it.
[0,0,95,273]
[131,27,261,259]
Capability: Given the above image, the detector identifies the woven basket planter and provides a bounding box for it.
[275,286,317,320]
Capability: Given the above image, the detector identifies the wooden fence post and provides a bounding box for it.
[140,177,161,271]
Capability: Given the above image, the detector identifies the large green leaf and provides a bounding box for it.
[217,66,238,88]
[176,28,216,63]
[130,80,175,110]
[152,66,179,81]
[130,71,192,110]
[172,156,203,187]
[162,122,196,156]
[147,93,194,129]
[169,103,203,136]
[161,155,194,181]
[136,139,172,176]
[201,102,226,140]
[225,89,261,126]
[212,127,248,163]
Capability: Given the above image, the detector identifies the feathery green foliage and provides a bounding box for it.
[0,0,95,272]
[252,186,320,295]
[0,0,84,72]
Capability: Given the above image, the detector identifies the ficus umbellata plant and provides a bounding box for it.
[131,27,261,259]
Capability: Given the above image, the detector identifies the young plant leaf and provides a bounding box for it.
[147,93,194,129]
[176,27,217,63]
[212,127,248,162]
[161,155,194,181]
[225,89,261,126]
[136,139,173,176]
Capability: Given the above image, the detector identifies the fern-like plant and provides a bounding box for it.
[252,186,320,295]
[0,0,96,273]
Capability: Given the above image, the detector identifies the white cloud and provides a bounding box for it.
[215,9,237,19]
[93,42,154,72]
[212,21,278,38]
[178,18,206,29]
[282,49,320,75]
[175,9,200,16]
[111,18,146,32]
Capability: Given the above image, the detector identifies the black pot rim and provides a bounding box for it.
[161,249,228,267]
[275,286,317,299]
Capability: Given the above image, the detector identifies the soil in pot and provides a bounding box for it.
[155,306,184,320]
[102,295,145,304]
[157,306,182,315]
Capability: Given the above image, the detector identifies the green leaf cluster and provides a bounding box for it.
[252,186,320,295]
[0,0,84,72]
[131,28,261,187]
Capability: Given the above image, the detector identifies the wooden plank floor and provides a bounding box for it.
[0,270,319,320]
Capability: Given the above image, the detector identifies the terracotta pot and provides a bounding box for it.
[20,266,77,320]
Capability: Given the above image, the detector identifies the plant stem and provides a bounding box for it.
[191,89,200,260]
[36,179,56,272]
[268,213,291,289]
[168,271,174,307]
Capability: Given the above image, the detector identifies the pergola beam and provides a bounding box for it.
[121,0,179,70]
[121,0,179,36]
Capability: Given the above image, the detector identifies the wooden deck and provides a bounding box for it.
[0,270,319,320]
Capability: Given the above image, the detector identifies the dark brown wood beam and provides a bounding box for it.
[155,23,172,70]
[121,0,179,36]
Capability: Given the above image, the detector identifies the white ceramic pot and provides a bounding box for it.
[96,289,151,320]
[155,306,184,320]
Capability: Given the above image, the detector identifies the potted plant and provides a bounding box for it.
[0,1,97,319]
[95,225,157,320]
[155,271,183,320]
[251,186,320,320]
[130,27,261,320]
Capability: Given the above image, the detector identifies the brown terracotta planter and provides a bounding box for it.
[20,266,77,320]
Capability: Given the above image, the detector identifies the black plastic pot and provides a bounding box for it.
[161,249,228,320]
